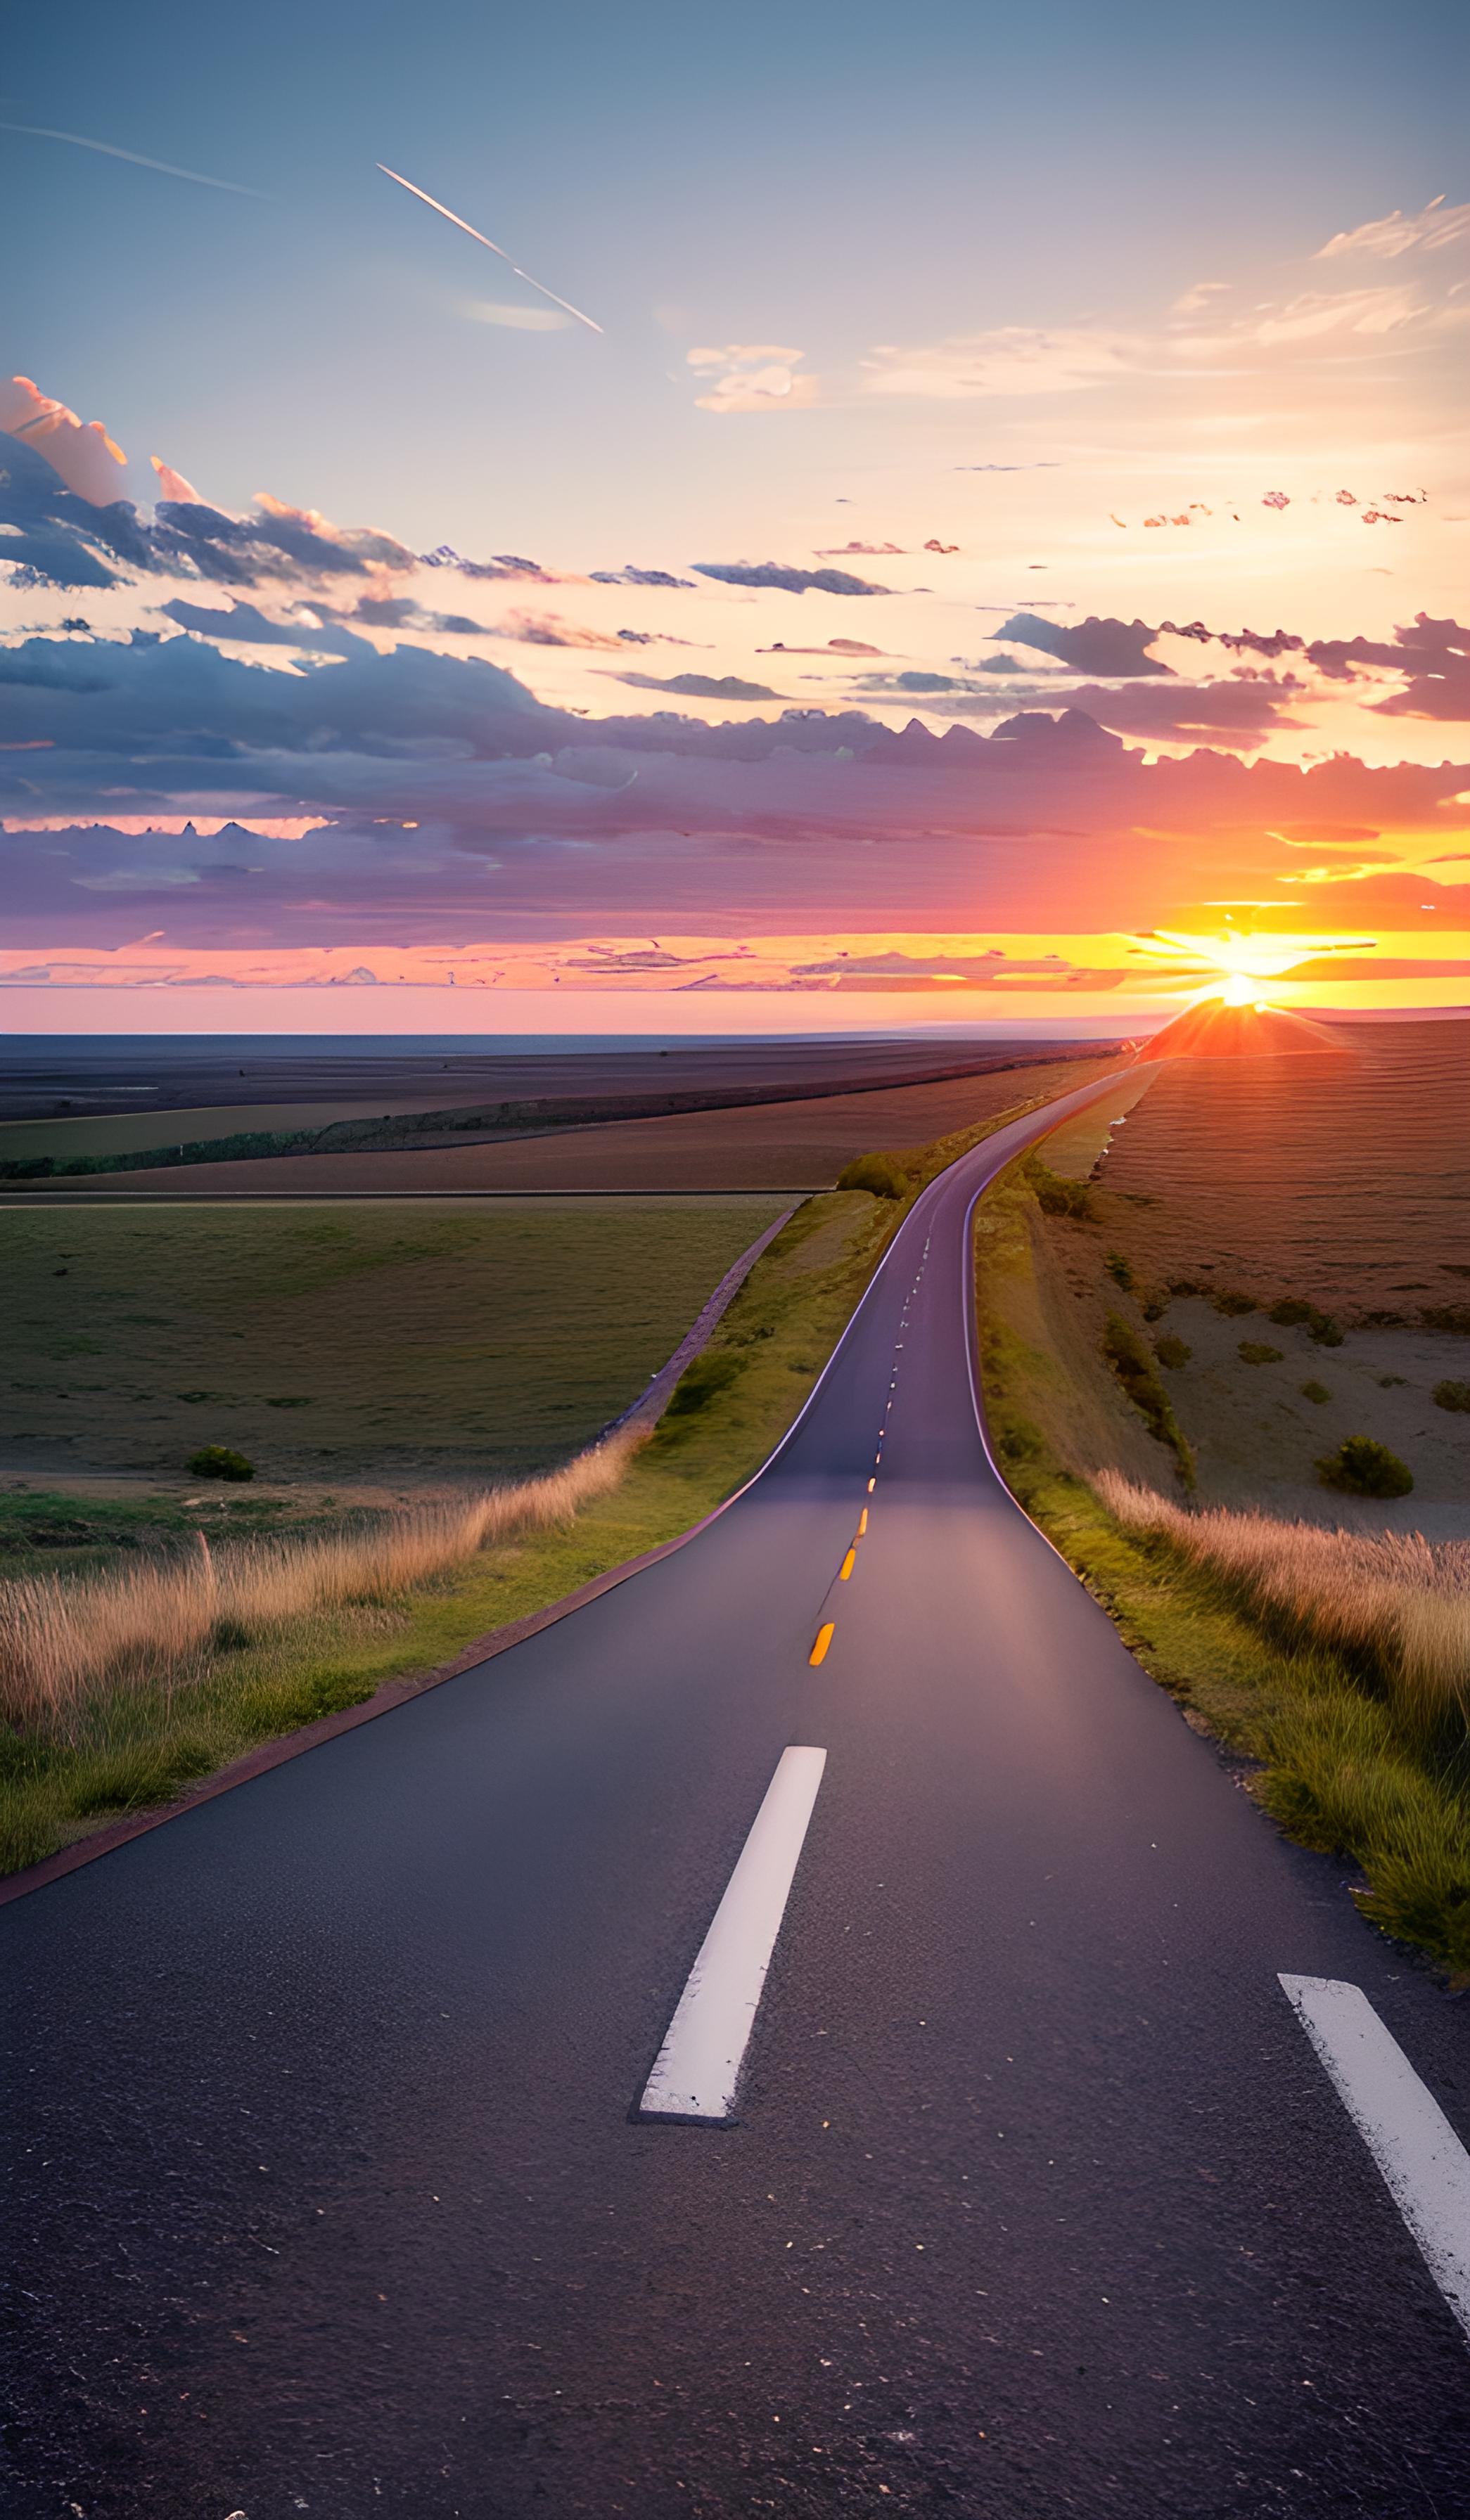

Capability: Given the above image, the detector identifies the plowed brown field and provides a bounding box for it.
[1094,1018,1470,1323]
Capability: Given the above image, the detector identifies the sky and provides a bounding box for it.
[3,0,1469,1034]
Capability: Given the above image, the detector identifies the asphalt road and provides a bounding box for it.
[6,1080,1469,2519]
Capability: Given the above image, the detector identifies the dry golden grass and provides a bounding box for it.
[1096,1470,1470,1732]
[0,1432,638,1729]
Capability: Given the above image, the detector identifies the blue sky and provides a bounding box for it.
[8,0,1465,553]
[3,0,1469,1031]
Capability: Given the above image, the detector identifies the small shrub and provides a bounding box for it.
[1023,1155,1096,1220]
[1300,1380,1331,1405]
[1317,1436,1414,1499]
[1140,1292,1169,1322]
[1239,1342,1284,1365]
[1270,1295,1343,1345]
[187,1446,255,1482]
[1211,1289,1257,1317]
[1433,1380,1470,1413]
[1379,1375,1407,1389]
[836,1152,909,1200]
[1101,1313,1194,1483]
[997,1413,1045,1465]
[1104,1250,1135,1291]
[663,1351,743,1418]
[1154,1335,1191,1370]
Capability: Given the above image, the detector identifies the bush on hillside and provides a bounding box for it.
[187,1446,255,1482]
[1317,1436,1413,1499]
[662,1351,743,1419]
[1269,1295,1343,1346]
[1023,1155,1096,1220]
[1154,1334,1191,1369]
[1101,1313,1194,1484]
[836,1152,909,1200]
[1433,1380,1470,1413]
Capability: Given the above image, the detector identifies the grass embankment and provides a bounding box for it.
[976,1153,1470,1978]
[0,1190,895,1874]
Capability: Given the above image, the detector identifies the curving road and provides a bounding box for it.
[5,1079,1470,2519]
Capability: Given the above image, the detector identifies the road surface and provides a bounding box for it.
[6,1079,1469,2519]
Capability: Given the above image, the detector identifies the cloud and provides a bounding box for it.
[0,430,157,588]
[158,598,364,652]
[611,671,782,702]
[692,560,890,596]
[1316,197,1470,260]
[151,457,202,503]
[497,610,627,650]
[860,204,1469,413]
[1041,679,1307,752]
[0,418,572,600]
[850,671,966,697]
[589,565,696,589]
[758,639,886,657]
[464,300,570,330]
[862,328,1138,399]
[1234,282,1438,349]
[3,631,1466,949]
[0,123,264,197]
[418,546,561,583]
[1,376,127,504]
[686,344,817,414]
[953,461,1061,472]
[1171,281,1232,316]
[814,541,905,557]
[995,612,1170,677]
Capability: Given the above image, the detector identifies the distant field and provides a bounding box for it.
[0,1196,786,1493]
[1094,1019,1470,1320]
[0,1098,449,1162]
[39,1056,1118,1195]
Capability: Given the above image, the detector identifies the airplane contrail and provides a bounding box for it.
[0,124,267,195]
[377,163,603,335]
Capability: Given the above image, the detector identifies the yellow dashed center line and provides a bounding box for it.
[809,1621,836,1668]
[838,1548,857,1582]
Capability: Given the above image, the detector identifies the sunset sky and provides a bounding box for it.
[3,0,1467,1034]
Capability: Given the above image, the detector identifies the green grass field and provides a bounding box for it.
[0,1196,788,1502]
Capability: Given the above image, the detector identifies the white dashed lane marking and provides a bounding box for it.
[1280,1974,1470,2344]
[640,1749,829,2124]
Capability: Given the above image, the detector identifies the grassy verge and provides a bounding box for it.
[975,1161,1470,1981]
